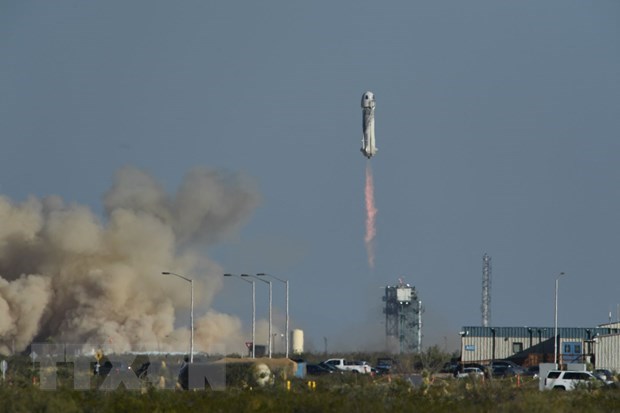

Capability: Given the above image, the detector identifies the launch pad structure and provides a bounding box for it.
[383,280,422,353]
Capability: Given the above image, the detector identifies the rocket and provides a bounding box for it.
[361,91,377,159]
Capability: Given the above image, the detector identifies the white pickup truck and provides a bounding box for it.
[323,359,372,374]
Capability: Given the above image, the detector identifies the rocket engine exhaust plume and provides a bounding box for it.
[364,162,377,269]
[0,166,260,355]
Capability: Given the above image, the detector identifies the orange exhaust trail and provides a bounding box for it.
[364,162,377,269]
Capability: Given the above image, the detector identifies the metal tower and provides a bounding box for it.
[383,279,422,353]
[481,253,492,327]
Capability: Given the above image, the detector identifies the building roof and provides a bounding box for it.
[460,326,620,339]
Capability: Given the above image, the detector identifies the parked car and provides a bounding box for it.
[594,369,614,382]
[353,360,380,375]
[490,360,526,376]
[454,363,488,377]
[441,362,459,374]
[456,367,485,379]
[491,365,518,378]
[523,365,539,378]
[318,362,341,373]
[354,360,371,367]
[375,358,395,375]
[306,363,334,376]
[544,370,612,391]
[323,358,372,374]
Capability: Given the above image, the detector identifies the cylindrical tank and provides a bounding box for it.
[291,329,304,355]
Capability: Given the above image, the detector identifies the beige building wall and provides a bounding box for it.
[461,335,532,362]
[594,334,620,372]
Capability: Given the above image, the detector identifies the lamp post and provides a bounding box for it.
[162,272,194,363]
[258,273,289,358]
[224,273,255,358]
[554,272,565,367]
[246,274,272,358]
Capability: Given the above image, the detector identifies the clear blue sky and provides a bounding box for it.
[1,0,619,353]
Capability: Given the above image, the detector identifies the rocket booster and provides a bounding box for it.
[361,91,377,159]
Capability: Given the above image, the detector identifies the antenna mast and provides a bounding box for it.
[481,253,492,327]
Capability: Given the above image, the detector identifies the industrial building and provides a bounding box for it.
[588,322,620,372]
[459,323,620,369]
[460,254,620,371]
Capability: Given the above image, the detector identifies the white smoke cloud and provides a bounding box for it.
[0,166,260,355]
[0,274,51,352]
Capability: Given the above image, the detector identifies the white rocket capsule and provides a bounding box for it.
[361,91,377,159]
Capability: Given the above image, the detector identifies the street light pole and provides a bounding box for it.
[247,275,272,358]
[268,280,272,357]
[251,280,255,358]
[554,272,565,367]
[224,274,255,358]
[258,273,289,358]
[162,272,194,363]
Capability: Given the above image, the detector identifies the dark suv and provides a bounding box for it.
[490,360,526,377]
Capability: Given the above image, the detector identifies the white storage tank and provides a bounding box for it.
[291,329,304,355]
